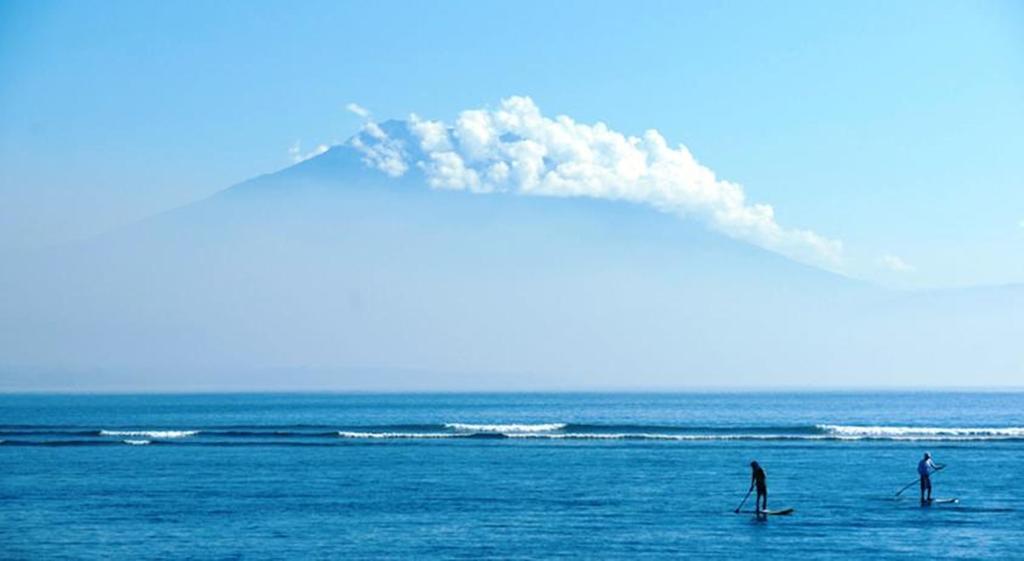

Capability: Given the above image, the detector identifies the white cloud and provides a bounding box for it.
[349,122,408,177]
[409,114,451,152]
[879,254,915,273]
[288,141,329,163]
[349,96,844,268]
[346,102,371,118]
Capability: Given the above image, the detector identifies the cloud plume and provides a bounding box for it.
[349,96,843,268]
[346,102,371,118]
[289,141,329,163]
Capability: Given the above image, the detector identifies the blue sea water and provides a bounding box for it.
[1,392,1022,560]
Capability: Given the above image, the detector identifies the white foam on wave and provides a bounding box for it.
[817,424,1024,438]
[332,431,1023,441]
[338,431,455,439]
[123,439,151,446]
[507,432,666,440]
[101,430,198,439]
[336,431,830,441]
[444,423,567,433]
[331,425,1024,441]
[506,433,840,441]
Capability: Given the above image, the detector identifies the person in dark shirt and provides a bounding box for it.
[749,461,768,512]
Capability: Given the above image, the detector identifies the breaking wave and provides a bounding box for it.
[3,423,1021,444]
[444,423,567,433]
[334,424,1024,441]
[337,431,455,439]
[815,425,1024,438]
[100,430,198,439]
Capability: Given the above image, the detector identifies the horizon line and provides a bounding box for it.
[3,386,1023,396]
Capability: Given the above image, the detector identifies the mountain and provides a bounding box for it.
[1,122,1020,390]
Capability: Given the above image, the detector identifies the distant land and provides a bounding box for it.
[1,121,1020,391]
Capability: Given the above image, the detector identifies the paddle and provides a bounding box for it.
[895,465,945,497]
[734,486,754,513]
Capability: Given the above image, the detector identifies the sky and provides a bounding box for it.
[1,0,1023,288]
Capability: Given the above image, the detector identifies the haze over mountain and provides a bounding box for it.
[1,107,1020,391]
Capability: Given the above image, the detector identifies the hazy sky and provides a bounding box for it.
[1,0,1022,288]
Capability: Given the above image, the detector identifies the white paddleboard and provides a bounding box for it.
[922,498,959,505]
[746,508,795,515]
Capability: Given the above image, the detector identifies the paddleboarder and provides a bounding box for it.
[749,461,768,512]
[918,452,943,503]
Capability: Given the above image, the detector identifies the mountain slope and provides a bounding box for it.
[0,124,1019,390]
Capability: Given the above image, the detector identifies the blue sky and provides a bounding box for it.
[2,0,1022,287]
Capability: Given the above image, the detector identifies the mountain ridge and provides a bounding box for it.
[0,123,1019,390]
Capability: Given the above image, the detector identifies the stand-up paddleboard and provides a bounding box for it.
[922,498,958,506]
[741,508,795,515]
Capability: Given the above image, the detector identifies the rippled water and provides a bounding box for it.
[2,393,1022,559]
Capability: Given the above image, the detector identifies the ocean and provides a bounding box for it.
[1,392,1022,560]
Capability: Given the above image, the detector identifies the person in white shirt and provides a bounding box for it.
[917,452,943,503]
